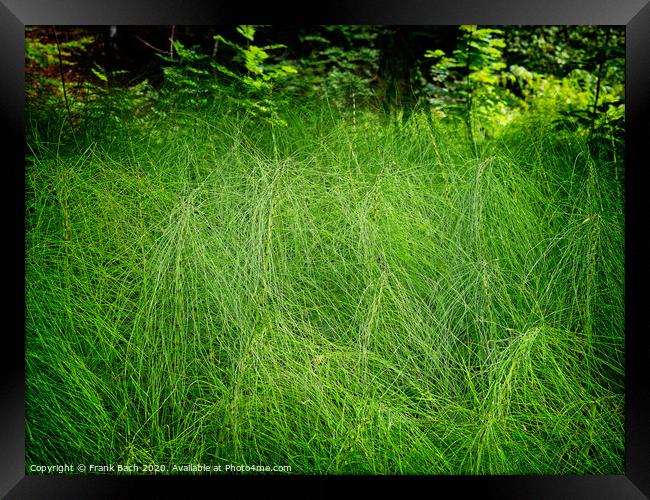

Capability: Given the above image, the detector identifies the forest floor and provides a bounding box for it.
[25,105,624,474]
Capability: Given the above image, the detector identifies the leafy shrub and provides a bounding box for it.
[158,25,297,126]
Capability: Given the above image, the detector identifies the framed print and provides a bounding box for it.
[2,0,648,497]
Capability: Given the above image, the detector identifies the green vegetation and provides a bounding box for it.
[25,25,624,475]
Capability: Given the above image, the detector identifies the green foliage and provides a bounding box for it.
[25,29,94,71]
[25,28,95,108]
[26,25,624,145]
[90,64,109,82]
[83,75,159,135]
[26,28,160,146]
[236,25,256,42]
[158,26,296,126]
[24,27,626,474]
[505,60,623,160]
[423,25,624,150]
[425,25,516,132]
[157,39,213,108]
[293,26,382,111]
[26,103,624,475]
[212,28,297,126]
[505,26,623,79]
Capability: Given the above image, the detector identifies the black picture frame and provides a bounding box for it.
[3,1,648,498]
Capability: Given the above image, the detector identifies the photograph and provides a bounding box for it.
[23,24,626,477]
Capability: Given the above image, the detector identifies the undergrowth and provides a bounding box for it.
[25,102,624,474]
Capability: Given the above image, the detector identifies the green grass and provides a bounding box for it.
[25,103,624,474]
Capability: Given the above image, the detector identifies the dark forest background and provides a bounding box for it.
[26,25,624,154]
